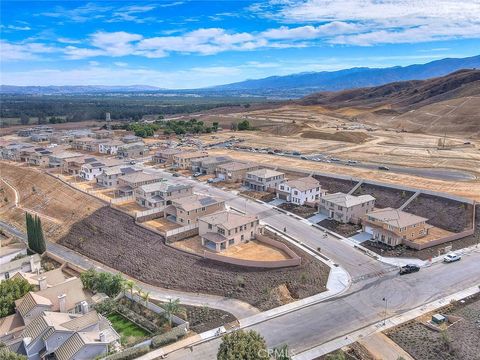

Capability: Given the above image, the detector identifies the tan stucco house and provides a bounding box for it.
[363,207,431,246]
[164,194,225,225]
[198,210,260,252]
[318,192,375,224]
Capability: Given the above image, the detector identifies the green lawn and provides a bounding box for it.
[107,313,150,338]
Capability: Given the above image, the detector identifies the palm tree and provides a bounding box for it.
[140,291,150,308]
[163,298,181,327]
[124,280,135,301]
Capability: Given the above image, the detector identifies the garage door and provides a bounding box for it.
[364,226,373,235]
[218,173,226,180]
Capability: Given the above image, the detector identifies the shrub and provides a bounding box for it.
[0,278,34,317]
[80,268,124,297]
[103,344,150,360]
[151,326,186,349]
[94,298,118,316]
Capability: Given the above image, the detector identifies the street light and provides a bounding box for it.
[382,297,388,326]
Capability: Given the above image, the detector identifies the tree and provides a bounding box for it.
[0,343,27,360]
[326,350,346,360]
[212,122,219,132]
[272,344,291,360]
[25,213,45,254]
[163,298,181,326]
[237,120,250,131]
[20,114,30,125]
[124,280,135,300]
[217,330,269,360]
[0,277,33,317]
[140,290,150,308]
[80,268,124,297]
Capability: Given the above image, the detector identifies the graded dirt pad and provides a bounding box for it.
[278,203,317,218]
[312,174,358,194]
[318,219,361,238]
[59,207,330,311]
[404,194,474,233]
[353,183,414,209]
[0,162,104,240]
[386,293,480,360]
[300,130,370,144]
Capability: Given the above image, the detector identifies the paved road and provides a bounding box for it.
[142,167,390,277]
[163,250,480,359]
[0,220,259,319]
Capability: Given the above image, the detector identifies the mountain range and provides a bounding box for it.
[1,55,479,97]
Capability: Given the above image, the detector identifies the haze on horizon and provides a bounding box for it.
[1,0,480,88]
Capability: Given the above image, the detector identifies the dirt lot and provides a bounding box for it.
[239,190,276,202]
[317,342,374,360]
[404,194,474,233]
[59,206,330,311]
[207,148,480,202]
[312,174,358,194]
[301,130,371,143]
[318,219,362,238]
[278,202,317,218]
[0,161,104,240]
[386,293,480,360]
[353,183,414,209]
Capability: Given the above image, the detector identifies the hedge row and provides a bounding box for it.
[103,344,150,360]
[116,303,158,334]
[151,325,187,349]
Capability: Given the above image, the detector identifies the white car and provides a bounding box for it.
[443,253,462,263]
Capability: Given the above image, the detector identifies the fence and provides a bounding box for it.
[165,223,199,242]
[110,195,135,204]
[403,228,476,250]
[136,207,165,222]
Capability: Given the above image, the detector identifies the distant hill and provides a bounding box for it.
[298,69,480,136]
[209,55,480,96]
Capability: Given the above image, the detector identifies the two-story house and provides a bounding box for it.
[153,148,182,165]
[48,151,84,168]
[79,158,124,181]
[173,151,208,169]
[244,168,285,192]
[98,140,124,155]
[116,172,163,196]
[318,192,375,224]
[191,156,232,174]
[276,176,324,205]
[198,210,260,252]
[164,194,225,225]
[117,142,149,159]
[215,162,259,182]
[135,182,193,209]
[362,207,431,246]
[96,166,140,187]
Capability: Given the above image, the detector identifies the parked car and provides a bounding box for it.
[378,165,390,171]
[129,160,136,165]
[399,264,420,275]
[172,173,180,177]
[443,253,462,263]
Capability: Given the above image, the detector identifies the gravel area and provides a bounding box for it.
[404,194,474,233]
[387,293,480,360]
[353,183,414,209]
[312,174,358,194]
[318,219,361,237]
[59,207,329,311]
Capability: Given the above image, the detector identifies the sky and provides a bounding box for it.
[1,0,480,88]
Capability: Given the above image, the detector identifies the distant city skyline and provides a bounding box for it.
[2,0,480,88]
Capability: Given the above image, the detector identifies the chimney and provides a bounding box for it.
[23,337,32,347]
[38,276,47,291]
[29,256,36,272]
[99,331,106,342]
[58,294,66,313]
[80,301,89,314]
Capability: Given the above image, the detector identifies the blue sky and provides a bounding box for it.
[1,0,480,88]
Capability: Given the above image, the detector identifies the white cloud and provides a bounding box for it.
[252,0,480,45]
[0,40,58,61]
[1,24,31,31]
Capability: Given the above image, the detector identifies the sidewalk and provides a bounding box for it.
[293,285,480,360]
[0,221,260,320]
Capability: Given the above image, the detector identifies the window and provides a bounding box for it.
[338,206,343,210]
[229,239,234,245]
[218,228,225,235]
[241,235,244,241]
